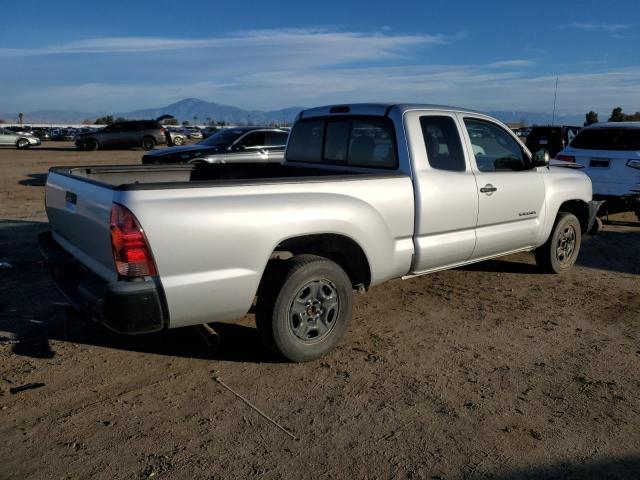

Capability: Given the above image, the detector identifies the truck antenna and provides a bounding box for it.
[551,76,559,126]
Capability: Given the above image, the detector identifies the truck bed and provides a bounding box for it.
[50,163,378,190]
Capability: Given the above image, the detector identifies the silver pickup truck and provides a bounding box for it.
[40,103,599,362]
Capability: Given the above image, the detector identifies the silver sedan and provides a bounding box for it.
[0,128,41,149]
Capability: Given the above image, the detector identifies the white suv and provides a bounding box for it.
[556,122,640,219]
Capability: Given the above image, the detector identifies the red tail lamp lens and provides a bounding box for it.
[555,155,575,162]
[110,203,157,277]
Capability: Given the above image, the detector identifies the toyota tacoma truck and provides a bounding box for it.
[40,103,600,362]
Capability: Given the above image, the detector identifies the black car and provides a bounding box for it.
[51,128,77,141]
[142,127,289,164]
[525,125,581,158]
[32,127,51,140]
[75,120,167,151]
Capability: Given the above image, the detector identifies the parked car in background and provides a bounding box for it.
[41,103,598,362]
[75,120,167,151]
[555,122,640,220]
[184,126,203,139]
[6,125,33,135]
[32,127,51,140]
[142,126,289,164]
[51,129,77,141]
[0,127,41,149]
[526,125,581,158]
[167,128,188,146]
[201,126,220,138]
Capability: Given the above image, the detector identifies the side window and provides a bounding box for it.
[239,131,266,148]
[121,123,140,132]
[266,132,288,148]
[464,119,528,172]
[419,116,466,172]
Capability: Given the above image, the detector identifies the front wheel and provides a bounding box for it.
[535,212,581,273]
[16,138,30,149]
[256,254,353,362]
[173,136,184,146]
[141,137,155,151]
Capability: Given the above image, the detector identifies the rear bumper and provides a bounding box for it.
[38,231,167,334]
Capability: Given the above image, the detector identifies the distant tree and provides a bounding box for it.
[18,112,24,125]
[182,120,190,126]
[627,111,640,121]
[156,114,175,122]
[81,119,93,125]
[114,116,127,122]
[609,107,625,122]
[585,111,599,126]
[0,119,5,124]
[95,115,114,125]
[162,118,179,126]
[217,120,226,126]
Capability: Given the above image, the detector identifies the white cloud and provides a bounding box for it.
[562,22,633,35]
[486,59,535,68]
[0,29,448,66]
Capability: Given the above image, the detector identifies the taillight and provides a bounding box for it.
[555,154,575,162]
[110,203,157,277]
[626,159,640,170]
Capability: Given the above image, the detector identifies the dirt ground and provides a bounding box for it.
[0,143,639,480]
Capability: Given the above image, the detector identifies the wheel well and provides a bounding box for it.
[142,135,156,143]
[558,200,589,233]
[274,234,371,288]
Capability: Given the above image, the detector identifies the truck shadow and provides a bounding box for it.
[18,173,47,187]
[466,455,640,480]
[462,228,640,276]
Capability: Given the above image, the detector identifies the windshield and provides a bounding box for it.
[199,128,246,147]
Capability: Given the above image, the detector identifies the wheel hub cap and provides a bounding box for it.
[288,279,340,343]
[556,225,576,264]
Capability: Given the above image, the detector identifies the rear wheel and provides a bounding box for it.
[256,254,353,362]
[86,139,99,151]
[141,137,155,151]
[173,136,184,146]
[535,212,581,273]
[16,138,30,149]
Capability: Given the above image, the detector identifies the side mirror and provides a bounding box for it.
[532,149,550,167]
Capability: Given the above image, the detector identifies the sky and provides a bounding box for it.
[0,0,639,116]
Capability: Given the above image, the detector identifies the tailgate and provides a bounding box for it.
[573,150,640,196]
[45,170,117,281]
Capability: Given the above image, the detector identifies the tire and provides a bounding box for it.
[16,138,30,149]
[141,137,155,151]
[173,136,184,146]
[85,139,99,151]
[635,207,640,223]
[256,254,353,362]
[535,212,581,274]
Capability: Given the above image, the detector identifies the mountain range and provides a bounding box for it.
[0,98,587,126]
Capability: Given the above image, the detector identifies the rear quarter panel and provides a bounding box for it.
[118,176,415,328]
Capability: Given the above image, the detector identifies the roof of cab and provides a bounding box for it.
[299,103,484,119]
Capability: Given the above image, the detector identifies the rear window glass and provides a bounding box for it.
[571,128,640,151]
[286,117,397,169]
[526,127,562,143]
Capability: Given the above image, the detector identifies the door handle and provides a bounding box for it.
[480,184,498,195]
